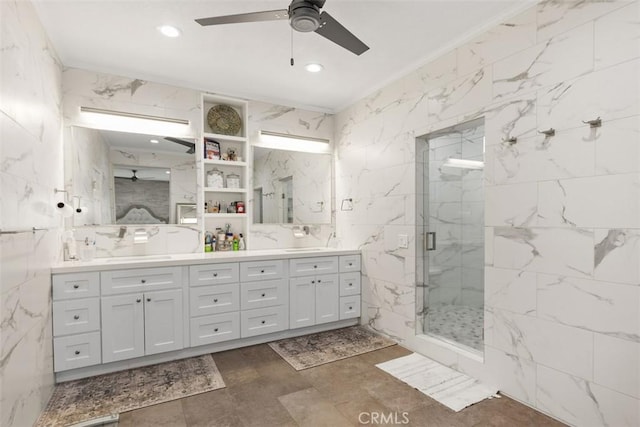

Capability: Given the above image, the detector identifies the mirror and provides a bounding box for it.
[66,126,197,226]
[252,146,331,224]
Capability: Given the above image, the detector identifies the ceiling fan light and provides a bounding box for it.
[305,63,323,73]
[158,25,181,38]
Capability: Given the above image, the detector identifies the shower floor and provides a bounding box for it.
[426,304,483,351]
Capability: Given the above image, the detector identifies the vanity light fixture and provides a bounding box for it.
[258,130,330,154]
[304,63,324,73]
[158,25,181,38]
[442,158,484,170]
[79,106,190,136]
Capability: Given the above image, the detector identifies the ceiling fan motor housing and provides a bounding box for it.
[288,0,321,32]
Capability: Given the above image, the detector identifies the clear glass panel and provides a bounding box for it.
[420,118,485,352]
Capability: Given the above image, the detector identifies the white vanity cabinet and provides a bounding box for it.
[289,255,360,329]
[100,268,184,363]
[52,272,102,372]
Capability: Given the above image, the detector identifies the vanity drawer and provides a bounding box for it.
[189,263,239,287]
[101,267,182,295]
[190,312,240,347]
[53,331,101,372]
[53,298,100,337]
[339,272,361,297]
[289,256,338,277]
[339,255,361,273]
[240,306,288,338]
[240,260,284,282]
[339,295,361,320]
[52,272,100,300]
[240,279,288,310]
[189,284,239,316]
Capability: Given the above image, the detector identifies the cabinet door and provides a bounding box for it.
[315,274,339,324]
[101,294,144,363]
[289,277,315,329]
[144,289,184,356]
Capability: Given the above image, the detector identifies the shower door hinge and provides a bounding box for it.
[425,232,436,251]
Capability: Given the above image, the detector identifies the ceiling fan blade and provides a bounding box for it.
[164,137,196,154]
[315,11,369,55]
[196,9,288,26]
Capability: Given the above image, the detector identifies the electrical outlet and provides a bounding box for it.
[398,234,408,249]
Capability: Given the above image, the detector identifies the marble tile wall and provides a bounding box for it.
[335,1,640,425]
[0,1,63,426]
[63,70,336,254]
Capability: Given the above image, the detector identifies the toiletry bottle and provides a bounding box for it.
[232,235,239,251]
[238,233,245,250]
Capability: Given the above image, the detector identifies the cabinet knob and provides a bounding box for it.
[348,283,353,287]
[261,293,266,297]
[349,306,353,310]
[313,265,317,269]
[349,263,353,266]
[146,298,151,302]
[75,350,80,355]
[260,269,265,273]
[318,279,322,283]
[136,298,141,303]
[261,320,266,324]
[213,299,218,303]
[141,279,146,284]
[73,284,79,289]
[73,315,80,320]
[311,280,315,284]
[214,328,219,332]
[213,273,218,277]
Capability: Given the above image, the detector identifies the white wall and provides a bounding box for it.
[0,1,63,425]
[335,1,640,426]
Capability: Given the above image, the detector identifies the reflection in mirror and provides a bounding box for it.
[252,146,331,225]
[66,127,197,226]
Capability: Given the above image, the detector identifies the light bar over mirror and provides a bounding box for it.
[258,130,330,154]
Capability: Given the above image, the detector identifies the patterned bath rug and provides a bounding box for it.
[376,352,499,412]
[268,326,396,370]
[36,354,225,427]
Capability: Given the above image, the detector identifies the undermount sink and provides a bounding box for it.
[103,255,173,262]
[284,248,325,252]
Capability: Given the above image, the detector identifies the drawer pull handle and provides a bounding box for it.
[136,298,141,303]
[214,299,218,303]
[75,350,80,355]
[214,328,219,332]
[73,284,79,289]
[261,320,266,324]
[73,315,80,320]
[141,279,146,284]
[260,269,265,273]
[261,293,266,297]
[213,273,218,277]
[146,298,151,302]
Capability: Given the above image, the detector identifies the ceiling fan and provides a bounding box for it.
[195,0,369,56]
[130,170,138,182]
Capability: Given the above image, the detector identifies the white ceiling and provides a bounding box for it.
[33,0,530,113]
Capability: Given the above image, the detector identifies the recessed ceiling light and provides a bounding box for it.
[150,139,159,144]
[165,170,171,174]
[158,25,181,38]
[304,63,323,73]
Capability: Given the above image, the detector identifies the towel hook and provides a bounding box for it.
[502,136,517,145]
[538,128,555,137]
[582,117,602,128]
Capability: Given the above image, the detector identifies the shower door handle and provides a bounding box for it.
[426,232,436,251]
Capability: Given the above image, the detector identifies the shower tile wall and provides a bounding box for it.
[335,1,640,426]
[0,1,63,426]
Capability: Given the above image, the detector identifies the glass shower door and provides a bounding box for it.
[421,118,485,352]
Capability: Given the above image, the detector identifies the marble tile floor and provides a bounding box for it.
[426,305,484,351]
[118,343,565,427]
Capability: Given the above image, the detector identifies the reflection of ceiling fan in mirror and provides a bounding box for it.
[164,137,195,154]
[113,166,170,182]
[130,169,138,182]
[195,0,369,56]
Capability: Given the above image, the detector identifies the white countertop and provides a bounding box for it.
[51,247,361,274]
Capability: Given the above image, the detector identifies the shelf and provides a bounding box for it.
[204,187,247,193]
[203,159,247,167]
[204,133,246,143]
[204,213,247,219]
